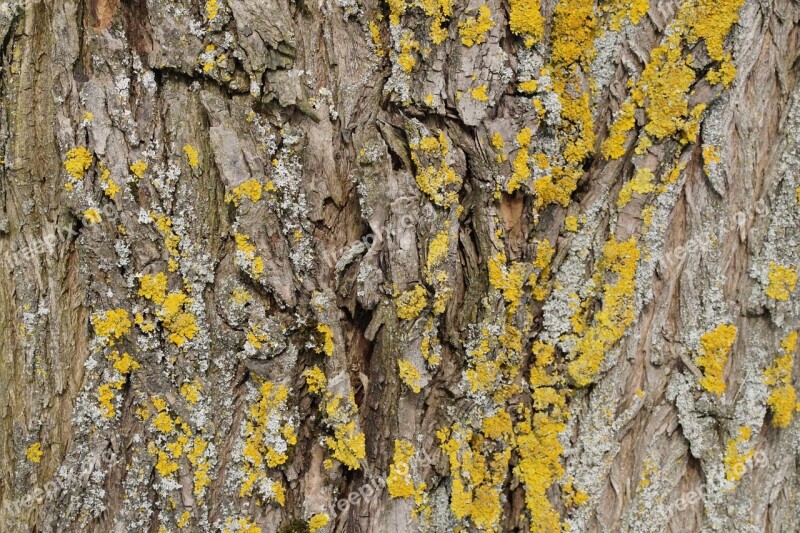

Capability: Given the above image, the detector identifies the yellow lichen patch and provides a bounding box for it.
[633,34,698,142]
[723,426,754,482]
[303,366,327,393]
[92,308,132,344]
[562,477,589,507]
[421,318,442,366]
[507,127,532,193]
[239,380,296,503]
[206,0,219,21]
[568,236,640,386]
[183,145,199,168]
[601,0,649,31]
[320,393,366,470]
[369,21,385,56]
[234,232,265,279]
[764,332,798,428]
[396,285,428,320]
[226,179,263,206]
[64,147,93,181]
[766,263,797,302]
[26,442,43,463]
[396,31,419,73]
[398,359,422,393]
[508,0,544,46]
[529,239,555,301]
[702,145,720,176]
[426,228,450,277]
[564,215,579,232]
[222,517,261,533]
[316,323,335,356]
[491,132,507,163]
[83,208,102,224]
[157,292,199,347]
[98,381,124,418]
[419,0,453,44]
[680,0,746,62]
[602,101,635,160]
[471,85,489,102]
[515,404,566,532]
[181,380,202,404]
[458,5,494,47]
[617,167,655,208]
[98,164,120,199]
[518,79,538,93]
[410,131,462,207]
[130,160,147,180]
[438,423,511,531]
[139,272,168,305]
[387,439,429,519]
[387,0,407,25]
[488,251,526,313]
[706,56,737,87]
[695,324,737,396]
[152,213,181,259]
[308,514,330,533]
[109,350,140,374]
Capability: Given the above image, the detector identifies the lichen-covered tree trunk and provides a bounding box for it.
[1,0,799,531]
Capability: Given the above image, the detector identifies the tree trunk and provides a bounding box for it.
[1,0,799,531]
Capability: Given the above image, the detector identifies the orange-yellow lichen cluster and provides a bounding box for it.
[695,324,737,396]
[410,131,462,208]
[386,440,430,519]
[766,262,798,302]
[568,236,640,386]
[239,380,296,505]
[764,332,799,428]
[723,426,754,482]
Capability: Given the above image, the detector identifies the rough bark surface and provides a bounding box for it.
[1,0,799,532]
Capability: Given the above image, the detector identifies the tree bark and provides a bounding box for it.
[1,0,799,531]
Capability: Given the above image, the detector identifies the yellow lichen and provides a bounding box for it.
[239,380,296,502]
[458,5,494,47]
[130,160,147,179]
[398,359,422,393]
[617,167,655,208]
[507,127,532,193]
[471,85,489,102]
[226,179,263,206]
[369,21,385,56]
[508,0,544,47]
[26,442,43,463]
[92,308,132,344]
[183,145,199,168]
[64,147,93,181]
[396,31,419,73]
[138,272,168,305]
[303,366,327,393]
[83,208,102,224]
[766,262,797,302]
[564,215,578,232]
[206,0,219,21]
[411,131,462,207]
[695,324,737,396]
[180,381,202,404]
[724,426,754,482]
[396,285,428,320]
[601,101,635,160]
[308,514,330,533]
[568,236,640,386]
[158,292,199,347]
[764,332,798,428]
[316,323,335,356]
